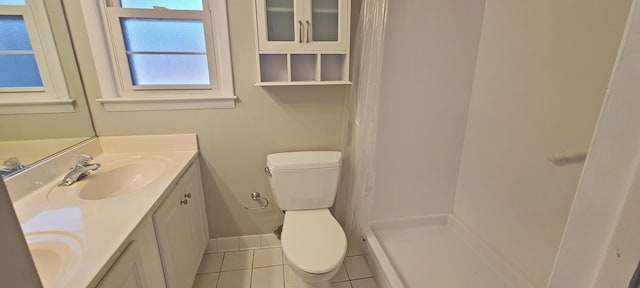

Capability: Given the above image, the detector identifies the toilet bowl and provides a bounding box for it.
[282,209,347,288]
[265,151,346,288]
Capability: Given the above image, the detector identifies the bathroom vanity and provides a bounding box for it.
[6,134,208,288]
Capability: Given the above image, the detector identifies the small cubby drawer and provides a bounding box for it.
[257,53,350,85]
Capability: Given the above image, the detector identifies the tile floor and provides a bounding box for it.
[193,247,379,288]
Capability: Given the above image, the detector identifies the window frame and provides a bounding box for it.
[0,1,74,114]
[92,0,235,111]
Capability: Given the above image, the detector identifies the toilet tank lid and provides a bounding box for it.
[267,151,342,170]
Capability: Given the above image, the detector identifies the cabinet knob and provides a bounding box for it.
[306,20,311,43]
[180,199,188,205]
[184,193,192,199]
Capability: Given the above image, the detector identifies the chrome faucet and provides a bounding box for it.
[1,157,26,176]
[59,154,101,186]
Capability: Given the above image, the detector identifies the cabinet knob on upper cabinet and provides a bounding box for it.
[184,193,192,199]
[180,199,188,205]
[306,20,311,43]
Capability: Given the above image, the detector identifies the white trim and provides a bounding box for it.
[86,0,236,111]
[209,0,234,97]
[203,234,282,253]
[256,80,352,86]
[0,98,74,114]
[96,96,236,111]
[29,0,70,100]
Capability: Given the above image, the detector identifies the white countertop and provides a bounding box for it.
[8,135,199,288]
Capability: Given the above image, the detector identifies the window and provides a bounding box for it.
[93,0,235,111]
[0,0,73,114]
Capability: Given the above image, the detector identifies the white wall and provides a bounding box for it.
[548,2,640,286]
[371,0,485,221]
[454,0,631,286]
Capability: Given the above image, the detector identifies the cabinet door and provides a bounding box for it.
[256,0,349,51]
[256,0,304,51]
[180,160,209,258]
[153,184,192,288]
[98,242,148,288]
[153,160,209,288]
[179,161,209,276]
[303,0,349,51]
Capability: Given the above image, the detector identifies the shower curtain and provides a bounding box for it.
[340,0,388,247]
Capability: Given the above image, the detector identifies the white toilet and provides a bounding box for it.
[266,151,347,288]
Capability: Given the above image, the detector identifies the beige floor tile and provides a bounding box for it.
[332,281,353,288]
[193,273,219,288]
[221,250,254,271]
[331,263,349,282]
[344,256,373,280]
[198,253,224,274]
[350,278,378,288]
[251,265,285,288]
[254,247,284,268]
[239,235,262,250]
[217,269,252,288]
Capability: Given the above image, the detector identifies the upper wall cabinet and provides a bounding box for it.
[254,0,351,85]
[256,0,349,51]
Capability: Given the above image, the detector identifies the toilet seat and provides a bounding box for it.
[282,209,347,274]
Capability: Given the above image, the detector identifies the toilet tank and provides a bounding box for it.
[266,151,342,210]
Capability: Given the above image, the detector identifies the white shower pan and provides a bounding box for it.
[366,214,534,288]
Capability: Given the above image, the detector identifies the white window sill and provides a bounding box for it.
[0,99,75,114]
[96,96,237,111]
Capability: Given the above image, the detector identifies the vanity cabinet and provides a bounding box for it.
[97,242,148,288]
[153,160,208,288]
[254,0,351,85]
[97,216,166,288]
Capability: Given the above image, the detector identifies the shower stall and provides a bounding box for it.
[341,0,640,287]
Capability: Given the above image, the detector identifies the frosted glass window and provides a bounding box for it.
[0,15,32,50]
[0,15,42,88]
[0,0,25,5]
[311,0,338,41]
[0,55,43,87]
[128,54,210,86]
[121,19,205,53]
[266,0,294,41]
[121,18,209,86]
[119,0,202,10]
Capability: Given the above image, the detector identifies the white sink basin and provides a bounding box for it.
[78,157,170,200]
[25,231,82,288]
[47,155,172,202]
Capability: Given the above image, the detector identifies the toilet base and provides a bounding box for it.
[289,275,331,288]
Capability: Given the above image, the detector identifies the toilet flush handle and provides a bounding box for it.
[264,167,272,177]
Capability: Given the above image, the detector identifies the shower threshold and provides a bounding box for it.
[367,214,534,288]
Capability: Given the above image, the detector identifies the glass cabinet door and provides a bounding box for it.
[305,0,348,50]
[310,0,338,42]
[265,0,295,42]
[256,0,302,50]
[257,0,348,51]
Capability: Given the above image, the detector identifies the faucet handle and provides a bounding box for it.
[77,153,93,165]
